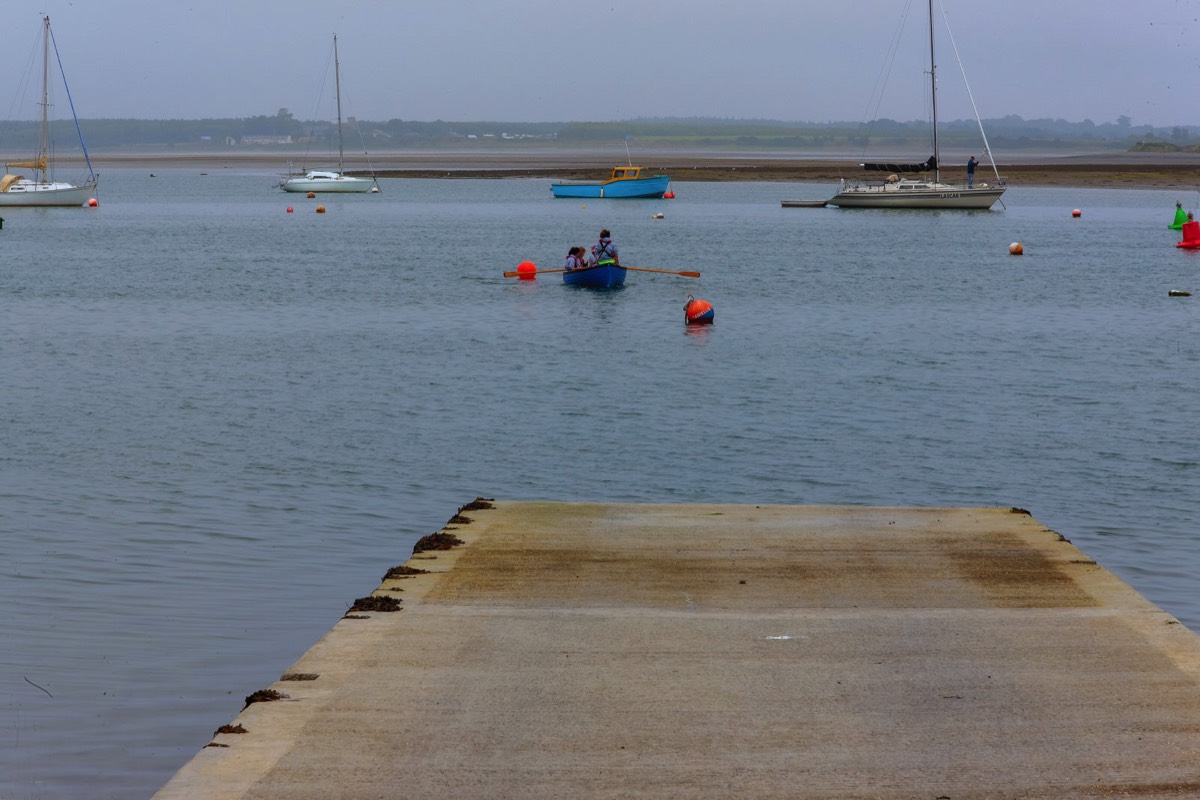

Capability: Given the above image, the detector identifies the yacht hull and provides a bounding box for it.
[0,182,95,207]
[282,173,375,193]
[828,184,1005,210]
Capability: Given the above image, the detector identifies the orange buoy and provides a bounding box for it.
[316,205,326,214]
[1008,242,1023,255]
[307,191,316,199]
[87,197,98,207]
[516,260,537,280]
[664,190,676,199]
[684,296,714,325]
[1072,208,1082,218]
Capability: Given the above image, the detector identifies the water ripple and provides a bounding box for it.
[1,174,1198,799]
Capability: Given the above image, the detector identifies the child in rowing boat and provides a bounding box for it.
[591,229,619,267]
[565,246,587,270]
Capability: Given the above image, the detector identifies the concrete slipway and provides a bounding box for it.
[153,502,1200,799]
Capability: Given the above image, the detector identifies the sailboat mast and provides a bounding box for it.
[334,34,345,173]
[38,16,51,180]
[927,0,939,183]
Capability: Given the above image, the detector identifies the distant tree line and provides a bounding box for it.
[0,112,1193,153]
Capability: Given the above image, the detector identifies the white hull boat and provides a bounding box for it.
[826,0,1004,211]
[0,179,94,207]
[829,179,1005,210]
[280,34,378,195]
[1,17,97,208]
[282,170,375,194]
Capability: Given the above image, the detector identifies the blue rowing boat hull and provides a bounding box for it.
[562,264,627,288]
[551,175,671,199]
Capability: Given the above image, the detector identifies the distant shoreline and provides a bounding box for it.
[46,150,1200,189]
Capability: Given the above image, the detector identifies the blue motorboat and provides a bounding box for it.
[562,263,627,288]
[551,166,670,199]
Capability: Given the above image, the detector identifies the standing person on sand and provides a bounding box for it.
[966,156,978,188]
[591,229,619,267]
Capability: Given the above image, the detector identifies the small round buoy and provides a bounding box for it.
[685,295,714,326]
[1168,289,1192,297]
[516,260,537,281]
[316,205,326,214]
[307,191,316,199]
[581,204,587,209]
[1072,209,1082,218]
[87,197,98,207]
[1008,242,1023,255]
[370,186,381,193]
[652,212,664,219]
[664,190,675,199]
[286,206,294,213]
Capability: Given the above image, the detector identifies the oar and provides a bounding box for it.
[503,267,569,278]
[503,265,700,278]
[624,265,700,278]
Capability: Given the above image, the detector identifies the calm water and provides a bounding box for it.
[2,168,1198,798]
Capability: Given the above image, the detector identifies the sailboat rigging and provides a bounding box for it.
[826,0,1004,210]
[0,16,98,208]
[281,34,379,194]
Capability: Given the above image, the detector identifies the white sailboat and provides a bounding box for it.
[282,35,378,194]
[827,0,1004,210]
[0,16,98,208]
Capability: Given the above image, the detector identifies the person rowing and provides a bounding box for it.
[564,246,588,271]
[591,229,620,267]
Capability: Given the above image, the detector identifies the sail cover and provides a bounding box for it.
[8,156,47,172]
[861,155,936,173]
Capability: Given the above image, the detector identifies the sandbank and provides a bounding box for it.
[52,150,1200,189]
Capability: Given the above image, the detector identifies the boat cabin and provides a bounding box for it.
[605,166,645,183]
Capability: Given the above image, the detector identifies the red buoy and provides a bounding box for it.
[286,206,294,213]
[516,260,537,280]
[685,296,714,325]
[87,197,98,207]
[1177,220,1200,249]
[664,190,676,199]
[1072,208,1082,218]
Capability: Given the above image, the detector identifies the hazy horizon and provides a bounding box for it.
[14,114,1187,128]
[5,1,1199,128]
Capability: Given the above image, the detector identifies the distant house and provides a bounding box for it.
[240,135,294,145]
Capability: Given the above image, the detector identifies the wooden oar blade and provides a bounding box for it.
[503,267,571,278]
[624,265,701,278]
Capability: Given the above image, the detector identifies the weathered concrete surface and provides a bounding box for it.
[153,503,1200,799]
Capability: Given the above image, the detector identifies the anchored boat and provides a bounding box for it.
[551,165,670,199]
[0,16,97,208]
[281,34,378,194]
[826,0,1005,210]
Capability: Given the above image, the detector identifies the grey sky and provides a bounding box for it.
[6,0,1200,126]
